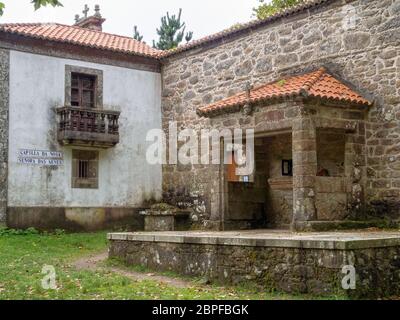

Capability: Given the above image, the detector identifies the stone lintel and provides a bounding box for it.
[314,117,359,132]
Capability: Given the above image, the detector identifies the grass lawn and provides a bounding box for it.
[0,230,346,300]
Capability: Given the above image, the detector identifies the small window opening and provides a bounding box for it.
[71,73,96,108]
[72,150,99,189]
[78,160,89,179]
[282,159,293,176]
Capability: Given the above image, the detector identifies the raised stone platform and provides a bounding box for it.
[108,230,400,298]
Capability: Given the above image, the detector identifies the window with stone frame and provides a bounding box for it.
[72,150,99,189]
[71,73,96,108]
[65,65,103,109]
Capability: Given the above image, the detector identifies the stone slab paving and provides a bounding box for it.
[108,230,400,250]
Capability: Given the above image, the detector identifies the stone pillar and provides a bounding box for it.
[0,49,9,223]
[291,114,317,231]
[345,123,366,219]
[207,140,224,231]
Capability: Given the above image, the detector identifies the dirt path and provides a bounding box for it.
[72,251,195,289]
[73,252,108,271]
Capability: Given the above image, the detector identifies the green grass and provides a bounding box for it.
[0,230,346,300]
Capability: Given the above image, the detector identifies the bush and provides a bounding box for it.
[0,227,38,236]
[54,229,66,235]
[0,227,67,236]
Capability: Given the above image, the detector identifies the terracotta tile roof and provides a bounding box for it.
[0,23,162,58]
[161,0,331,58]
[0,0,333,60]
[197,68,372,117]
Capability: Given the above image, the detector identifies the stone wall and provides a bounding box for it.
[109,237,400,298]
[0,49,9,223]
[7,207,144,232]
[317,128,346,177]
[265,134,293,227]
[161,0,400,225]
[315,129,349,221]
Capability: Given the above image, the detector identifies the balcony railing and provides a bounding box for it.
[57,106,121,148]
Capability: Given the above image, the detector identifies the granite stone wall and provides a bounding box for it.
[265,134,293,227]
[0,49,9,223]
[317,129,346,177]
[315,130,349,221]
[161,0,400,226]
[109,238,400,298]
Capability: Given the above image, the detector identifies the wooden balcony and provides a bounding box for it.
[57,106,120,148]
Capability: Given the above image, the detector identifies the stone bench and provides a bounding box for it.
[140,205,191,231]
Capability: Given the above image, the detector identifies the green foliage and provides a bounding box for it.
[0,0,62,16]
[31,0,63,11]
[253,0,301,20]
[133,25,144,42]
[54,228,66,235]
[0,227,67,236]
[230,22,244,30]
[150,203,176,211]
[0,227,39,236]
[276,79,287,87]
[153,8,193,50]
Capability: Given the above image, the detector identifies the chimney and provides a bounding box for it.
[74,4,105,31]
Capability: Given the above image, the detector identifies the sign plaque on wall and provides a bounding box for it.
[17,149,64,166]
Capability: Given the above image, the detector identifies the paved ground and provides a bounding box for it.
[108,229,400,250]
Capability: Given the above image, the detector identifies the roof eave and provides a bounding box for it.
[198,95,372,118]
[0,29,162,60]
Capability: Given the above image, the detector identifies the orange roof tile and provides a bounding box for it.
[197,68,372,117]
[0,23,162,58]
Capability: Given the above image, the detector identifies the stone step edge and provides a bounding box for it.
[107,232,400,250]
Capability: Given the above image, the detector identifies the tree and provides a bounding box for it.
[0,0,63,16]
[152,8,193,50]
[253,0,301,20]
[133,25,144,42]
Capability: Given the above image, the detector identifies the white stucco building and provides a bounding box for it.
[0,10,163,230]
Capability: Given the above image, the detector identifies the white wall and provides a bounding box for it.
[8,50,162,207]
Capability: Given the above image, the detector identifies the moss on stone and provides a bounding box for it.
[308,220,399,232]
[150,203,177,211]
